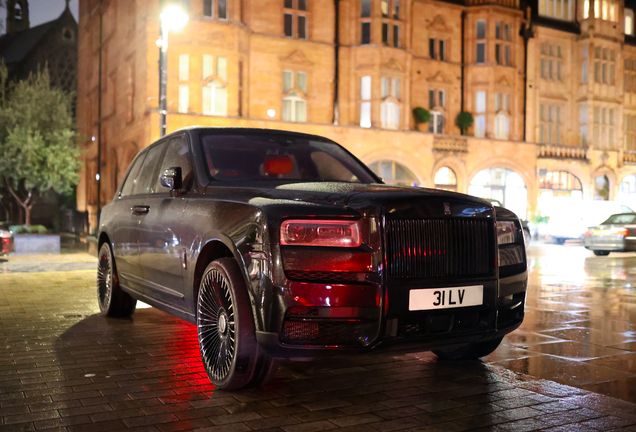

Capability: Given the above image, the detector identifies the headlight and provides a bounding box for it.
[496,221,519,245]
[496,220,526,271]
[280,219,361,247]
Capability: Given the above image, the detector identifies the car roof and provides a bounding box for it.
[165,127,337,143]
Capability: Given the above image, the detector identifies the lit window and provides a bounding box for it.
[202,81,227,115]
[381,77,400,129]
[360,76,371,128]
[179,54,189,81]
[626,9,634,35]
[434,167,457,191]
[475,91,486,138]
[282,70,308,123]
[178,84,189,113]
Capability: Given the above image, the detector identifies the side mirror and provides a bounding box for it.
[160,167,182,192]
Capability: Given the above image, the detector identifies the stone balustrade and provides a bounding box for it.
[536,144,588,160]
[433,136,468,153]
[624,151,636,164]
[465,0,519,7]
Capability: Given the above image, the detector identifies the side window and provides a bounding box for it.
[154,136,194,192]
[132,142,167,195]
[120,152,146,197]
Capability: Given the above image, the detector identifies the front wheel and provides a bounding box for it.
[433,337,503,361]
[197,258,278,390]
[593,250,611,256]
[97,242,136,317]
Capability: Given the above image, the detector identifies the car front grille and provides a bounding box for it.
[386,218,493,279]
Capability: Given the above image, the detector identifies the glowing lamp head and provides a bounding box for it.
[160,5,189,31]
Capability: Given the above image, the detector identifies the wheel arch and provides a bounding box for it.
[98,231,110,250]
[192,237,246,319]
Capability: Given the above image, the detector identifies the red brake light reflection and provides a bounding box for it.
[281,220,361,247]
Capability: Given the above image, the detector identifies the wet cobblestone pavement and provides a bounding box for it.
[2,245,636,431]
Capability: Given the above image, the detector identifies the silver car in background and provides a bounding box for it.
[583,213,636,256]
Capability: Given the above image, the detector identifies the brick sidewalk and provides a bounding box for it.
[2,270,636,431]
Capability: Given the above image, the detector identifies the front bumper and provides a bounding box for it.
[257,270,527,359]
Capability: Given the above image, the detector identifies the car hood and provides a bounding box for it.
[204,181,491,209]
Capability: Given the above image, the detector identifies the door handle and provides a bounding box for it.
[131,205,149,215]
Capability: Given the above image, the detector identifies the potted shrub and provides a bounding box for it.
[456,111,474,135]
[413,107,431,132]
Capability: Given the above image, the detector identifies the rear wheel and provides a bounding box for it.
[97,242,137,317]
[433,337,503,361]
[197,258,278,390]
[593,250,611,256]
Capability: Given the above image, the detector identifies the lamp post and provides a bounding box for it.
[158,5,189,137]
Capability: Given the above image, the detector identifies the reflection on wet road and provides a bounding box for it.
[486,242,636,403]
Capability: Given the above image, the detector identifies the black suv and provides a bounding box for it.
[97,128,528,390]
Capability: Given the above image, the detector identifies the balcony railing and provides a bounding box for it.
[465,0,519,8]
[537,144,588,160]
[433,136,468,153]
[624,151,636,164]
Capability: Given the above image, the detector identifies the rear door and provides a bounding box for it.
[137,135,193,311]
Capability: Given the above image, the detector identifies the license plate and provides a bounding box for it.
[594,230,610,236]
[409,285,484,311]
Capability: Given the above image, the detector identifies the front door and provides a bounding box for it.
[137,135,193,311]
[110,152,146,284]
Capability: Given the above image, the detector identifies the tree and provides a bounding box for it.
[456,111,474,135]
[0,63,80,226]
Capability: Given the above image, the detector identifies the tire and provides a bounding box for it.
[593,250,611,256]
[433,337,503,361]
[97,242,137,317]
[197,258,278,390]
[553,237,566,245]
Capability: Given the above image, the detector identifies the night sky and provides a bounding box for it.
[0,0,79,34]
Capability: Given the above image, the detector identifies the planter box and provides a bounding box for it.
[14,234,61,254]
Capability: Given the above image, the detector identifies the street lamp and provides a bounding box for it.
[158,5,189,137]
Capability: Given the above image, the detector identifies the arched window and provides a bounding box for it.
[434,167,457,191]
[537,171,583,215]
[469,168,527,218]
[594,175,610,200]
[368,160,418,186]
[539,171,583,195]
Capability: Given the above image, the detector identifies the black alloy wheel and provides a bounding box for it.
[593,250,611,256]
[197,258,279,390]
[97,242,136,317]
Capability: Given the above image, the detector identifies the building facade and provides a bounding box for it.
[77,0,636,230]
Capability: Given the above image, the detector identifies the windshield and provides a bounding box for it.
[199,133,378,183]
[602,214,636,224]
